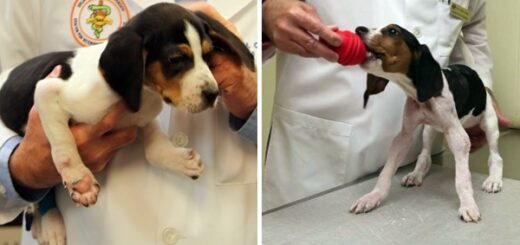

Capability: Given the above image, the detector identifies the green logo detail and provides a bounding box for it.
[86,1,113,39]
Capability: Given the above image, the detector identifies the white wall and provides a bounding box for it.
[487,0,520,126]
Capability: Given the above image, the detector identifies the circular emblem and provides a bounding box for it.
[70,0,131,46]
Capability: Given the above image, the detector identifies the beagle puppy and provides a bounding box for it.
[0,3,254,244]
[350,24,502,222]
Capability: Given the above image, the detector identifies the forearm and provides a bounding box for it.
[461,0,493,87]
[0,136,48,224]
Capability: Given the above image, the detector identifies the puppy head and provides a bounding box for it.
[99,3,222,113]
[355,24,443,104]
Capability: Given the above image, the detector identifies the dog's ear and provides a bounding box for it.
[364,74,389,108]
[410,44,443,102]
[194,11,255,72]
[99,27,144,112]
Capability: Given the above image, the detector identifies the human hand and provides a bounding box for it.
[181,2,241,38]
[210,52,257,119]
[9,67,137,189]
[263,0,341,61]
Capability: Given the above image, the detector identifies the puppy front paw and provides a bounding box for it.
[350,190,385,214]
[61,166,100,206]
[458,202,481,223]
[32,208,66,245]
[176,148,204,179]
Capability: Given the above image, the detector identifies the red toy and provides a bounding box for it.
[322,30,367,66]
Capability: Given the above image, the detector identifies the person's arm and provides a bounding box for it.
[458,0,511,151]
[0,135,41,224]
[460,0,492,88]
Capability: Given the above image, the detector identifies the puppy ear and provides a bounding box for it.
[99,27,144,112]
[194,11,255,72]
[410,44,443,102]
[364,74,389,108]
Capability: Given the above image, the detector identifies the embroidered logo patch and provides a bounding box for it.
[70,0,131,46]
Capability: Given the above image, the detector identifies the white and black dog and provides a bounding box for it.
[350,24,502,222]
[0,3,254,244]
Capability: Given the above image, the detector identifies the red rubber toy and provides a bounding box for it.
[322,30,367,66]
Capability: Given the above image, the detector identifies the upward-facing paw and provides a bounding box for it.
[60,165,99,207]
[175,148,204,179]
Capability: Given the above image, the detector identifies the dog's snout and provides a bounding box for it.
[202,89,218,105]
[355,26,369,36]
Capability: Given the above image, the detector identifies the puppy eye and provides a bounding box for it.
[388,28,398,37]
[168,54,184,63]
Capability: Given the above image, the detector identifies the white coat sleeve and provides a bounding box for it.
[0,0,41,71]
[0,127,30,224]
[0,0,45,224]
[461,0,493,88]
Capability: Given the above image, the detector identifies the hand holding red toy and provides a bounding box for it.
[321,29,367,66]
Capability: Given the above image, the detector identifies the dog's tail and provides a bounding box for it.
[485,87,518,129]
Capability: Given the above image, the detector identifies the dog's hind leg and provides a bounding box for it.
[401,125,436,187]
[142,120,203,179]
[480,95,503,193]
[34,78,99,206]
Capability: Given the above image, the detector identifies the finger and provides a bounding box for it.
[82,127,136,170]
[328,25,339,32]
[282,38,317,58]
[46,65,62,78]
[27,106,40,124]
[100,126,138,152]
[296,10,341,47]
[88,152,116,173]
[93,102,128,135]
[289,28,338,61]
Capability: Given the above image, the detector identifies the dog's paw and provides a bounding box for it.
[349,191,384,214]
[32,208,67,245]
[401,171,424,187]
[61,166,100,206]
[482,176,503,193]
[176,148,204,179]
[458,203,481,223]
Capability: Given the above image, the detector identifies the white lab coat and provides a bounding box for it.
[263,0,492,211]
[0,0,257,244]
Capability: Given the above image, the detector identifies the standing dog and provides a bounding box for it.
[350,24,502,222]
[0,3,255,244]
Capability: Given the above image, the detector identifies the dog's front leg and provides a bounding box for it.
[350,99,421,214]
[142,120,203,179]
[34,78,99,206]
[444,123,480,222]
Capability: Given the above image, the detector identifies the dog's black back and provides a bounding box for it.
[443,64,487,118]
[0,52,73,135]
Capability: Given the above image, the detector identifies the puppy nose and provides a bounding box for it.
[355,26,369,35]
[202,89,218,105]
